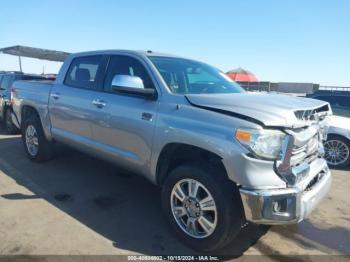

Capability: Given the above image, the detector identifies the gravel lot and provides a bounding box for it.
[0,126,349,260]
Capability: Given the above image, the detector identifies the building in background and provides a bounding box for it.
[226,67,321,94]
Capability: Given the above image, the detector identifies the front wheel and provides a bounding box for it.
[162,164,244,251]
[324,135,350,168]
[22,115,54,162]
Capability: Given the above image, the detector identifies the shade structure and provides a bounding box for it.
[0,45,70,62]
[226,67,258,82]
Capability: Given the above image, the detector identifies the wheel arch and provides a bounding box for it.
[328,133,350,142]
[156,143,230,186]
[21,105,40,127]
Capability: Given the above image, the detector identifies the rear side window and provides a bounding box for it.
[65,55,103,90]
[0,75,14,91]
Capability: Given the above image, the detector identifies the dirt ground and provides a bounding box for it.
[0,127,349,261]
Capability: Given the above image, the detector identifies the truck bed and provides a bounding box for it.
[11,80,54,129]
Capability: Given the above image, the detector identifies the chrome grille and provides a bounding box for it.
[277,104,330,185]
[294,104,329,121]
[291,135,319,166]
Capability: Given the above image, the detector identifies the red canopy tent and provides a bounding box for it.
[226,67,258,82]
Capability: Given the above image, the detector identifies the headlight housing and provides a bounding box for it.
[235,129,286,160]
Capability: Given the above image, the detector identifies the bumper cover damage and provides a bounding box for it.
[239,158,331,224]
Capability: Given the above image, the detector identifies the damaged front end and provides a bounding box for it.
[240,104,333,224]
[276,104,331,186]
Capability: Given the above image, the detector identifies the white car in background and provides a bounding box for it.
[308,90,350,168]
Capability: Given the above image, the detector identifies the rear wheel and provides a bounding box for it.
[162,164,244,251]
[324,135,350,168]
[5,108,19,134]
[22,115,54,162]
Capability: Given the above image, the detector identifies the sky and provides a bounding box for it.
[0,0,349,86]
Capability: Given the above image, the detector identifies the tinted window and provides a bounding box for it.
[65,55,103,90]
[149,56,244,94]
[104,55,154,92]
[0,75,14,91]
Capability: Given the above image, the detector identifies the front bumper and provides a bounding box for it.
[239,158,331,225]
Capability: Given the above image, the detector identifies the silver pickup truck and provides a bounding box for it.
[11,50,332,251]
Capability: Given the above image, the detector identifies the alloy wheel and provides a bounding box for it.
[170,178,218,239]
[324,139,350,166]
[25,125,39,157]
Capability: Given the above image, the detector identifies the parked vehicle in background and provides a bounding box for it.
[42,74,57,80]
[307,89,350,168]
[0,73,4,89]
[0,72,47,133]
[11,50,332,251]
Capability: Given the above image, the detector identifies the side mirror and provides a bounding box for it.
[111,75,157,100]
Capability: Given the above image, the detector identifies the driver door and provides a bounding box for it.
[90,55,159,175]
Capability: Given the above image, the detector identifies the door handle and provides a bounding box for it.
[50,93,61,100]
[142,112,153,121]
[92,99,106,108]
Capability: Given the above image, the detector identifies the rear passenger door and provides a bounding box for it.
[49,55,107,143]
[90,55,159,174]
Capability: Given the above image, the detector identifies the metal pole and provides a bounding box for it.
[18,56,23,72]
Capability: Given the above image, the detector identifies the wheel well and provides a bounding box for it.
[156,143,228,186]
[21,106,39,127]
[328,133,350,143]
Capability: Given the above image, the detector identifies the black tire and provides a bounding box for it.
[161,164,244,252]
[22,114,54,162]
[5,108,19,134]
[324,134,350,168]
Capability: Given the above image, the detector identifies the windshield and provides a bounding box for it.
[149,56,244,95]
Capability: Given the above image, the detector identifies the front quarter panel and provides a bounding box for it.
[150,96,287,188]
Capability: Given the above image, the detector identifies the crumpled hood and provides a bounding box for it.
[185,93,330,128]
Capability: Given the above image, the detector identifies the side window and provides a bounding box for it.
[104,55,154,92]
[0,76,13,91]
[64,55,103,90]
